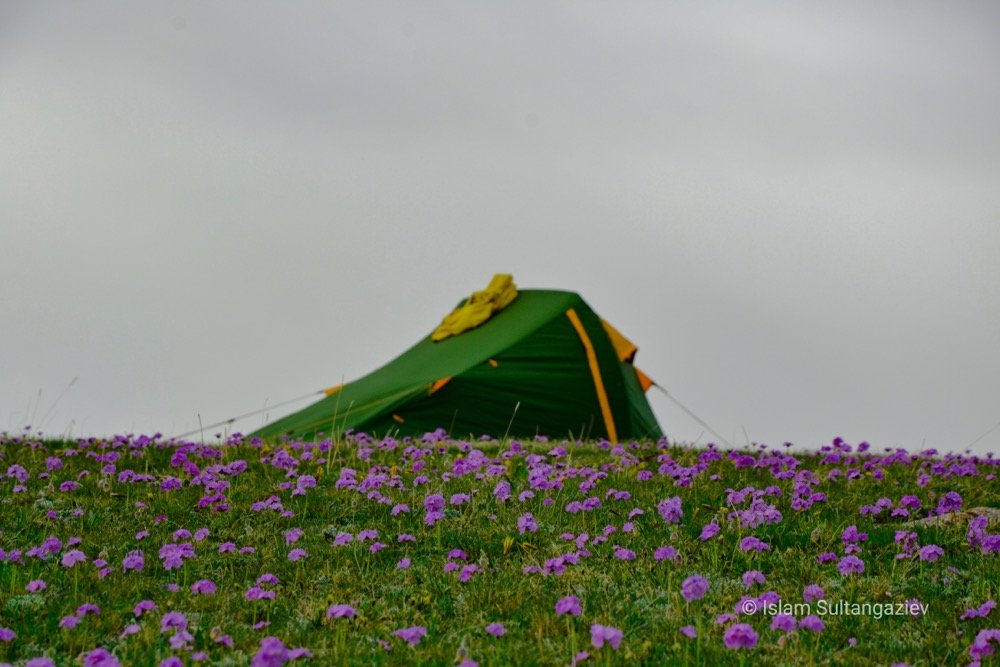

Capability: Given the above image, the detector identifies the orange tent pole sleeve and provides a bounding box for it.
[565,308,618,444]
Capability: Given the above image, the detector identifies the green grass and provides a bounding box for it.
[0,434,997,666]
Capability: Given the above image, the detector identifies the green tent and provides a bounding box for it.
[252,287,663,442]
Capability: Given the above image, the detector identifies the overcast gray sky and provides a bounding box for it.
[2,2,998,453]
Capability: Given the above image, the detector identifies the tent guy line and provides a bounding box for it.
[171,379,730,447]
[171,276,737,447]
[171,389,326,441]
[651,384,733,449]
[249,277,662,443]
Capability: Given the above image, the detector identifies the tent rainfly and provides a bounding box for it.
[252,276,663,443]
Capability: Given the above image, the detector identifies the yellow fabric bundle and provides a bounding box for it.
[432,274,518,341]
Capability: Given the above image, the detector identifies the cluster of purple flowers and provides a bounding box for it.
[1,430,997,665]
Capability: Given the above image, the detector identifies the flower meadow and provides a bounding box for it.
[0,432,999,666]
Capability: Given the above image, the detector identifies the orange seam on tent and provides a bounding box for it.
[392,414,405,424]
[323,384,344,396]
[565,308,618,443]
[634,367,654,392]
[430,377,452,395]
[601,319,638,363]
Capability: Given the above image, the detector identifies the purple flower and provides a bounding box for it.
[391,503,409,516]
[26,579,46,593]
[680,625,697,638]
[158,543,196,570]
[590,624,623,649]
[699,523,720,541]
[936,491,963,514]
[799,615,825,632]
[83,648,121,667]
[134,600,157,616]
[161,611,188,632]
[284,528,303,545]
[741,570,765,588]
[841,525,868,544]
[803,584,825,603]
[288,548,308,562]
[59,615,80,629]
[245,586,276,601]
[0,627,15,642]
[837,555,865,575]
[77,603,100,617]
[771,614,796,632]
[918,545,944,562]
[394,625,428,646]
[424,494,445,513]
[969,628,1000,661]
[161,477,182,492]
[961,600,996,620]
[723,623,759,650]
[326,604,357,619]
[486,623,506,637]
[61,549,87,568]
[905,598,926,616]
[251,636,288,667]
[739,536,770,553]
[26,659,57,667]
[657,496,684,524]
[613,546,636,561]
[191,579,217,595]
[494,480,512,502]
[654,546,679,562]
[397,557,411,570]
[122,550,145,572]
[556,595,582,616]
[517,512,538,534]
[681,575,710,602]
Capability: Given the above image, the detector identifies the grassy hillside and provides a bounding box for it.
[0,432,998,666]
